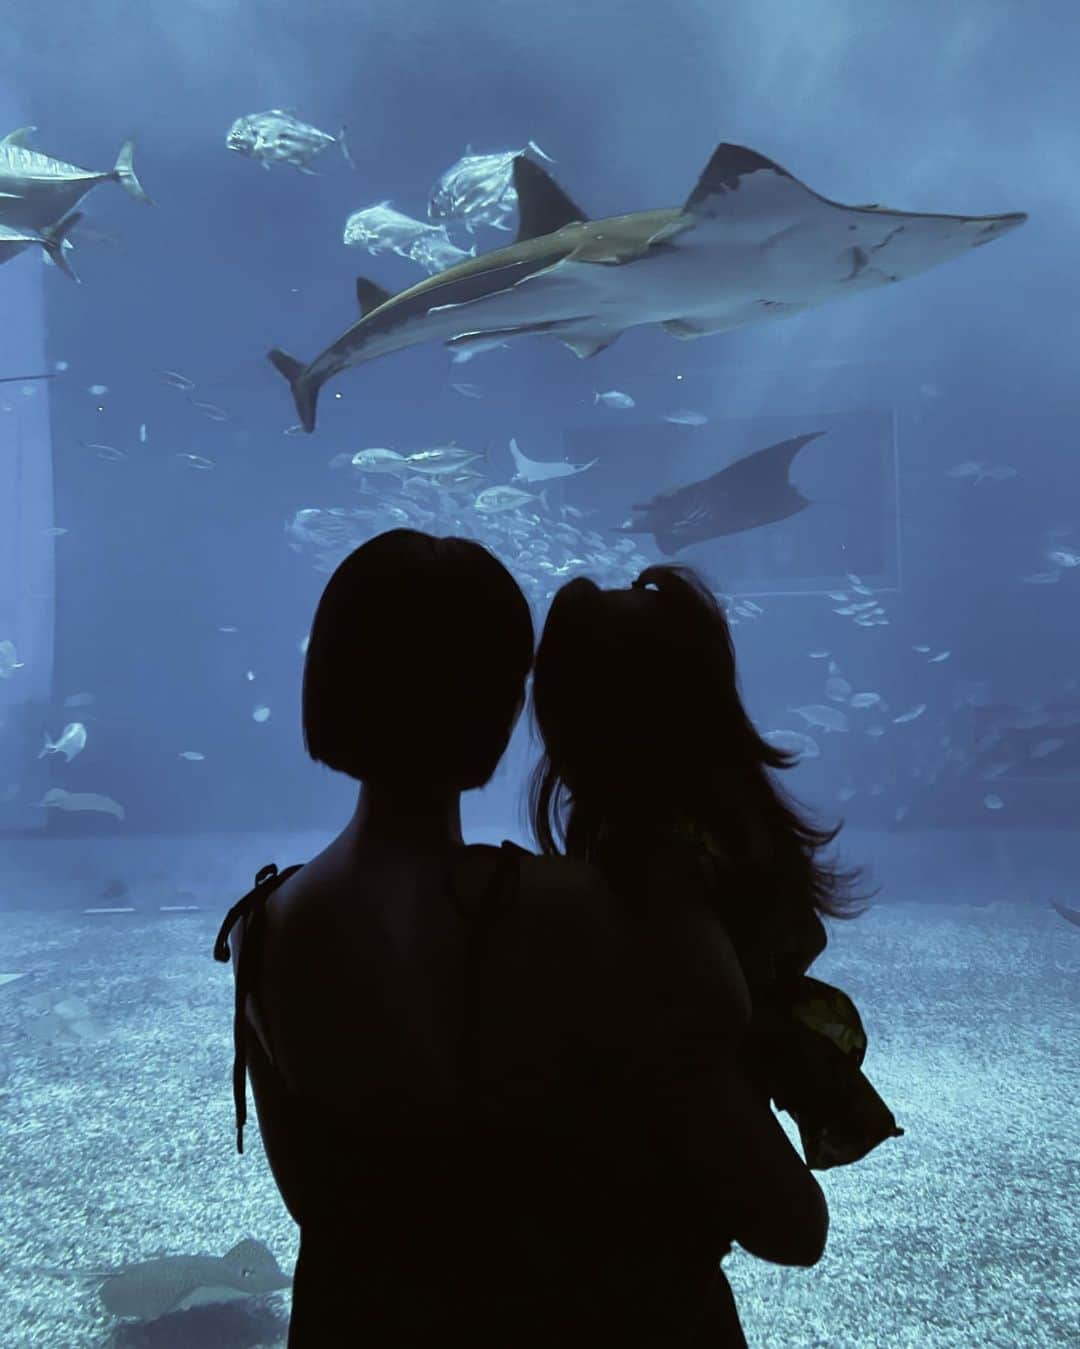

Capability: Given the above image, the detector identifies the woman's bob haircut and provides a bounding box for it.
[303,529,534,792]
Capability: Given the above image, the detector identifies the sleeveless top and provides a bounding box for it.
[214,843,746,1347]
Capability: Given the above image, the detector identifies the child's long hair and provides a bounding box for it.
[529,565,870,925]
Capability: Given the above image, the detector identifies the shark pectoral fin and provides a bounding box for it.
[562,333,620,359]
[356,276,393,314]
[512,157,588,243]
[1,125,37,148]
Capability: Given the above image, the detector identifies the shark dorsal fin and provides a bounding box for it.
[683,143,794,215]
[356,277,393,315]
[1,126,37,149]
[513,158,588,243]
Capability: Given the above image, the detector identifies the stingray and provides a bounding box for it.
[32,1237,291,1321]
[615,430,826,555]
[268,142,1027,432]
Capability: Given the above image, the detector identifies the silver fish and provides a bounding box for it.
[189,399,228,421]
[226,109,353,173]
[36,788,124,820]
[156,368,195,391]
[474,484,546,514]
[595,389,635,409]
[0,640,24,677]
[38,722,87,762]
[763,729,821,759]
[428,140,555,233]
[789,704,850,733]
[662,410,708,426]
[344,202,474,274]
[0,127,151,229]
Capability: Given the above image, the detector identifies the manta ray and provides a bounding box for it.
[616,430,826,555]
[269,142,1026,432]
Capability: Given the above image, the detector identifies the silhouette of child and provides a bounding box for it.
[670,815,904,1170]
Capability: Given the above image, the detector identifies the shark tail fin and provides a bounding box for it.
[112,140,152,205]
[338,125,356,169]
[39,212,83,282]
[268,349,318,433]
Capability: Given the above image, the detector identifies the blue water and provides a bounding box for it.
[0,2,1077,1344]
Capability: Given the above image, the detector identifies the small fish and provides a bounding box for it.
[1030,737,1065,759]
[893,704,927,724]
[1047,549,1080,568]
[450,382,483,398]
[227,109,353,173]
[850,692,883,709]
[351,447,410,475]
[189,400,228,421]
[912,644,931,653]
[175,453,215,470]
[218,625,239,633]
[1022,570,1061,585]
[0,639,24,677]
[865,724,887,738]
[63,691,95,707]
[55,360,69,371]
[662,410,708,426]
[808,650,830,659]
[42,526,68,537]
[825,676,852,702]
[39,722,87,762]
[826,591,849,602]
[156,369,195,391]
[983,794,1005,811]
[344,202,474,273]
[138,423,147,443]
[80,441,126,461]
[252,705,271,722]
[36,787,124,820]
[763,729,820,759]
[928,650,952,663]
[284,423,306,436]
[595,390,635,409]
[179,751,205,761]
[789,704,850,733]
[428,140,554,233]
[474,485,547,514]
[87,384,108,396]
[836,786,857,803]
[449,336,511,364]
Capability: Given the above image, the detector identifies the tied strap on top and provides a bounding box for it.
[213,862,304,1154]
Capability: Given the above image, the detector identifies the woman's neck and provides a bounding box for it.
[344,780,465,853]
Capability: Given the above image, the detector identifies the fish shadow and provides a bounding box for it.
[103,1295,289,1349]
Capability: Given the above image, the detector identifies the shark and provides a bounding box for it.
[616,430,826,555]
[508,436,597,483]
[268,142,1027,433]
